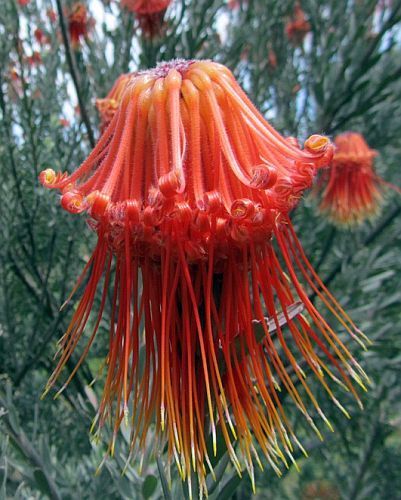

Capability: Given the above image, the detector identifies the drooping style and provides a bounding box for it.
[40,60,369,495]
[121,0,171,37]
[319,132,382,225]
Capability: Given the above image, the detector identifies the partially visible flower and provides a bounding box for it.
[286,2,311,44]
[122,0,171,13]
[9,66,19,81]
[240,45,249,60]
[40,60,368,496]
[227,0,248,9]
[96,73,133,132]
[122,0,171,37]
[32,88,43,100]
[17,0,30,6]
[319,132,382,226]
[68,3,93,47]
[268,48,277,69]
[8,66,22,100]
[59,118,71,127]
[34,28,50,45]
[47,8,57,23]
[302,480,340,500]
[292,83,301,94]
[26,50,42,65]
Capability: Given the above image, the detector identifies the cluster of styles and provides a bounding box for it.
[318,132,384,226]
[40,60,371,495]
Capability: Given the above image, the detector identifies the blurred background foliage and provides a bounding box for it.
[1,0,401,498]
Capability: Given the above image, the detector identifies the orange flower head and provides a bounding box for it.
[286,2,311,44]
[68,3,92,47]
[96,73,133,132]
[319,132,382,226]
[40,60,369,496]
[122,0,171,37]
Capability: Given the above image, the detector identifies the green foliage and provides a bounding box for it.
[1,0,401,498]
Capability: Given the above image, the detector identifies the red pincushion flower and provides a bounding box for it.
[286,2,311,44]
[122,0,171,37]
[319,132,383,225]
[96,73,133,132]
[40,60,369,495]
[68,3,92,47]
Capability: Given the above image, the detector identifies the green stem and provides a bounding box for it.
[55,0,95,148]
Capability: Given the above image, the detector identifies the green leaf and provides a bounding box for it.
[142,474,157,499]
[217,474,242,500]
[33,469,52,498]
[114,477,137,499]
[314,81,325,107]
[157,456,171,500]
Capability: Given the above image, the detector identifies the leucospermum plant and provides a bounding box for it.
[39,60,370,496]
[67,2,93,48]
[318,131,401,226]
